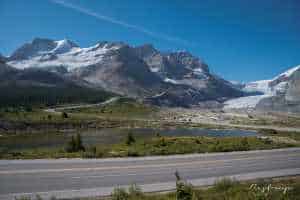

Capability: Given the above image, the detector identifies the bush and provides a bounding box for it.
[125,133,136,145]
[176,181,194,200]
[65,134,85,153]
[61,112,68,119]
[111,188,129,200]
[175,171,194,200]
[128,184,143,198]
[261,129,278,135]
[111,185,143,200]
[65,136,76,153]
[241,137,250,150]
[127,149,139,157]
[47,114,52,120]
[75,133,85,151]
[214,178,237,192]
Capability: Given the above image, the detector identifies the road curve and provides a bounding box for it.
[0,148,300,199]
[44,97,119,114]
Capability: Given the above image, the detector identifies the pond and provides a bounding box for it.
[0,128,258,150]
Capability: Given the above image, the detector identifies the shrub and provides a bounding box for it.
[159,137,167,147]
[128,184,143,198]
[214,178,237,192]
[127,149,139,157]
[155,132,161,137]
[175,171,194,200]
[47,114,52,120]
[75,133,85,151]
[65,134,85,153]
[65,136,76,152]
[111,188,129,200]
[241,137,250,150]
[125,132,136,145]
[61,112,68,119]
[111,185,143,200]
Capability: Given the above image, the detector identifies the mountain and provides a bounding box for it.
[8,38,79,61]
[0,54,7,63]
[0,59,18,80]
[6,38,244,107]
[0,60,112,107]
[224,65,300,112]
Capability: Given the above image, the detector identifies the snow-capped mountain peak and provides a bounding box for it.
[7,39,124,70]
[273,65,300,80]
[51,39,78,54]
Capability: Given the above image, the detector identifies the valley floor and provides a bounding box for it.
[0,99,300,159]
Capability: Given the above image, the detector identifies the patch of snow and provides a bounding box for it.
[151,92,167,98]
[273,81,289,94]
[149,67,160,72]
[193,68,203,74]
[229,80,241,85]
[224,94,271,109]
[7,42,121,70]
[51,39,74,54]
[244,80,272,94]
[274,65,300,79]
[164,78,179,84]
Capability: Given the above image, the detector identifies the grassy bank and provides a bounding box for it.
[15,176,300,200]
[88,135,296,158]
[66,97,157,118]
[0,98,157,122]
[106,176,300,200]
[0,134,297,159]
[260,129,300,141]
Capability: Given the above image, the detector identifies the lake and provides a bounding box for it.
[0,128,258,150]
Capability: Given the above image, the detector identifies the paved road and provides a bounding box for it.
[44,97,119,114]
[1,148,300,199]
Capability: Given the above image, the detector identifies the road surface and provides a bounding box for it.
[1,148,300,199]
[44,97,119,114]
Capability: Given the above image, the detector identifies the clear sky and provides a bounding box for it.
[0,0,299,82]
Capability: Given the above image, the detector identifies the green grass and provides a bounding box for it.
[0,108,98,122]
[1,135,297,159]
[260,129,300,141]
[94,136,296,158]
[107,177,300,200]
[231,115,300,128]
[67,98,158,118]
[15,177,300,200]
[0,98,159,134]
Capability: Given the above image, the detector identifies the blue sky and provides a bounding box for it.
[0,0,299,82]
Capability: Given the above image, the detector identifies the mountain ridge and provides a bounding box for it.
[4,38,245,107]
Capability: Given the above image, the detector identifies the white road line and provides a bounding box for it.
[71,171,168,179]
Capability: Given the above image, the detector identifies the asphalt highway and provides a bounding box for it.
[0,148,300,199]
